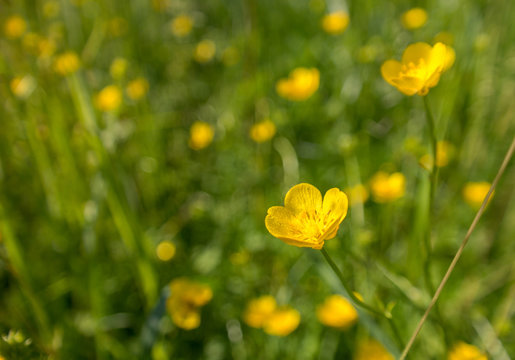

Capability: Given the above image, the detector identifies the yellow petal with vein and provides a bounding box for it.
[284,183,323,215]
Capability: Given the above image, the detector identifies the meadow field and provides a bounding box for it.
[1,0,515,359]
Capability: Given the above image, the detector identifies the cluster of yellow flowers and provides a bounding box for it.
[243,296,300,336]
[166,278,212,330]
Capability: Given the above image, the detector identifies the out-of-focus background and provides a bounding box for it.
[1,0,514,359]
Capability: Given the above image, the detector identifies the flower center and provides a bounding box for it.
[399,59,427,80]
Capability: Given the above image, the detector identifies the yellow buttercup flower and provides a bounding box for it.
[354,339,394,360]
[370,171,406,203]
[156,241,176,261]
[171,15,193,37]
[95,85,122,112]
[166,278,212,330]
[263,306,300,336]
[243,295,278,328]
[265,183,348,250]
[189,121,214,150]
[401,8,428,30]
[194,40,216,63]
[381,42,455,96]
[448,341,487,360]
[54,51,81,76]
[462,182,493,209]
[321,11,349,34]
[316,294,358,329]
[126,77,149,100]
[276,67,320,101]
[4,15,27,39]
[250,119,276,143]
[346,184,369,206]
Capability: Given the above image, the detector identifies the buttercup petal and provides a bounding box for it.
[380,60,402,83]
[442,45,456,71]
[390,76,424,95]
[427,42,448,76]
[265,206,304,241]
[322,188,348,232]
[284,183,323,215]
[402,42,432,65]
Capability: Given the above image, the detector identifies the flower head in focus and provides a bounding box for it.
[322,11,349,34]
[381,42,455,96]
[4,15,27,39]
[370,171,406,203]
[95,85,122,112]
[276,68,320,101]
[189,121,214,150]
[462,182,493,209]
[448,341,487,360]
[166,278,212,330]
[54,52,81,76]
[265,183,348,250]
[401,8,427,30]
[317,294,358,329]
[250,119,276,143]
[354,339,394,360]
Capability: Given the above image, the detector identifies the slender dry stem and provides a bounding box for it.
[400,136,515,360]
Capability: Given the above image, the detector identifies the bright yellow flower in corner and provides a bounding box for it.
[322,11,350,35]
[54,52,81,76]
[171,15,193,38]
[126,77,149,100]
[448,341,487,360]
[250,119,276,143]
[317,294,358,329]
[381,42,455,96]
[243,295,277,328]
[189,121,214,150]
[166,278,212,330]
[263,306,300,336]
[95,85,122,112]
[354,339,394,360]
[4,15,27,39]
[156,241,176,261]
[463,182,493,209]
[276,68,320,101]
[265,183,348,250]
[346,184,369,206]
[194,40,216,63]
[401,8,428,30]
[370,171,406,203]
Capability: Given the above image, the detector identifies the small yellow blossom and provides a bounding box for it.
[126,77,149,100]
[244,295,278,328]
[4,15,27,39]
[346,184,369,206]
[265,183,348,250]
[95,85,122,112]
[263,306,300,336]
[316,294,358,329]
[171,15,193,37]
[166,278,212,330]
[370,171,406,203]
[10,76,36,99]
[189,121,214,150]
[448,341,487,360]
[401,8,428,30]
[321,11,350,34]
[156,241,176,261]
[194,40,216,63]
[419,140,454,169]
[463,182,493,209]
[381,42,455,96]
[110,57,128,79]
[354,339,394,360]
[54,51,81,76]
[250,119,276,143]
[276,67,320,101]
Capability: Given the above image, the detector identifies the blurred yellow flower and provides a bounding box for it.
[381,42,455,96]
[321,11,350,34]
[244,295,277,328]
[463,182,493,209]
[354,339,394,360]
[43,1,60,18]
[265,183,348,250]
[346,184,369,206]
[54,51,81,76]
[10,76,36,99]
[250,119,276,143]
[126,77,149,100]
[263,306,300,336]
[276,67,319,101]
[166,278,212,330]
[4,15,27,39]
[110,57,128,79]
[419,140,454,169]
[401,8,427,30]
[194,40,216,63]
[95,85,122,112]
[171,15,193,37]
[370,171,406,203]
[316,294,358,329]
[189,121,214,150]
[448,341,487,360]
[156,241,176,261]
